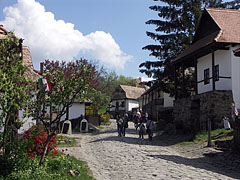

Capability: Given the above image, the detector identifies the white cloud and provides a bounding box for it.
[0,0,132,69]
[140,76,153,82]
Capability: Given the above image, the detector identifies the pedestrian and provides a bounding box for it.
[223,116,231,130]
[139,122,146,140]
[232,103,238,122]
[146,118,154,140]
[134,112,140,130]
[116,115,123,137]
[145,112,148,122]
[122,113,128,137]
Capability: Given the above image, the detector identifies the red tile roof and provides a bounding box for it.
[173,8,240,63]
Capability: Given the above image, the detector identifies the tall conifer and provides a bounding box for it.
[140,0,239,94]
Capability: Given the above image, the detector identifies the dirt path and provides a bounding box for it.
[65,120,240,180]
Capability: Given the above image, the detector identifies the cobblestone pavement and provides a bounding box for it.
[65,120,240,180]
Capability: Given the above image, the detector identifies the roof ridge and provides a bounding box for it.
[206,7,240,13]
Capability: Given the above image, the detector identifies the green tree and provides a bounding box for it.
[0,32,35,154]
[88,61,138,114]
[140,0,239,95]
[31,59,96,164]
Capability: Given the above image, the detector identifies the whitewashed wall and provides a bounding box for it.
[231,45,240,109]
[61,102,85,121]
[126,99,139,111]
[163,93,174,107]
[110,99,127,112]
[197,49,232,94]
[0,110,36,134]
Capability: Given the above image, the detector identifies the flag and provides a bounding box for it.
[38,75,51,93]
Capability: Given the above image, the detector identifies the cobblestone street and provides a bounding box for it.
[66,120,240,180]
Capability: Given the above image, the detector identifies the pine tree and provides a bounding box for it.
[140,0,239,95]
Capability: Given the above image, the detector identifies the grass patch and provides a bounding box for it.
[180,128,233,145]
[57,135,77,147]
[100,120,111,126]
[96,126,104,130]
[0,154,95,180]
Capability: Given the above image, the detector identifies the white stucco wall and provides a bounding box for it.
[61,102,85,120]
[197,49,232,94]
[0,109,36,134]
[231,45,240,109]
[18,110,35,134]
[110,99,126,112]
[126,99,139,111]
[163,93,174,107]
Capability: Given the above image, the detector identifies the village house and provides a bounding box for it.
[110,84,146,118]
[172,8,240,133]
[0,25,92,133]
[0,25,41,133]
[139,82,174,121]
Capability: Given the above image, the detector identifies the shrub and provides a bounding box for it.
[23,125,57,159]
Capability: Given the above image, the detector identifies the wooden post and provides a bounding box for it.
[181,62,185,98]
[194,56,198,95]
[174,65,178,99]
[208,117,211,147]
[211,48,215,91]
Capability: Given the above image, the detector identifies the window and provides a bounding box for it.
[116,102,119,109]
[204,68,210,85]
[121,101,125,107]
[214,64,219,81]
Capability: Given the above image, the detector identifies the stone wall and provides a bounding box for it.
[173,90,233,133]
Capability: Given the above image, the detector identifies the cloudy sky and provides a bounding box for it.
[0,0,157,81]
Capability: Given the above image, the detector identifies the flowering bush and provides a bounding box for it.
[23,125,57,159]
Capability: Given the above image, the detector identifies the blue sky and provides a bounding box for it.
[0,0,231,80]
[0,0,157,81]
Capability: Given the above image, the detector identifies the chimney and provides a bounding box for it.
[136,77,142,88]
[40,62,44,75]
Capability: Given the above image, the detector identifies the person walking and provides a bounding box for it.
[146,118,154,140]
[139,122,146,140]
[116,115,123,137]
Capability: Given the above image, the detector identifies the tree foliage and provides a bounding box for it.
[88,61,139,114]
[0,32,35,154]
[30,59,96,164]
[140,0,240,95]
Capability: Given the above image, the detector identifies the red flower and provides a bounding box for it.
[25,130,30,136]
[62,149,64,152]
[51,156,54,159]
[52,150,58,155]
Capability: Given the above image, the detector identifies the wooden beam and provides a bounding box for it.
[182,62,185,98]
[194,56,198,95]
[212,48,215,91]
[174,65,178,99]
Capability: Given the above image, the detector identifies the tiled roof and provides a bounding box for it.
[0,25,41,81]
[207,8,240,43]
[173,8,240,63]
[120,85,146,99]
[0,25,8,38]
[22,46,41,81]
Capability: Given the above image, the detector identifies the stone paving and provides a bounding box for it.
[65,120,240,180]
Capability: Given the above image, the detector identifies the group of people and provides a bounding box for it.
[135,112,154,140]
[116,111,154,140]
[116,113,129,137]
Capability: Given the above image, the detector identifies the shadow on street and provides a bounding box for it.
[147,152,240,179]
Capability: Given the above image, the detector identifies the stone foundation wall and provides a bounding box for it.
[197,90,233,131]
[173,90,233,132]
